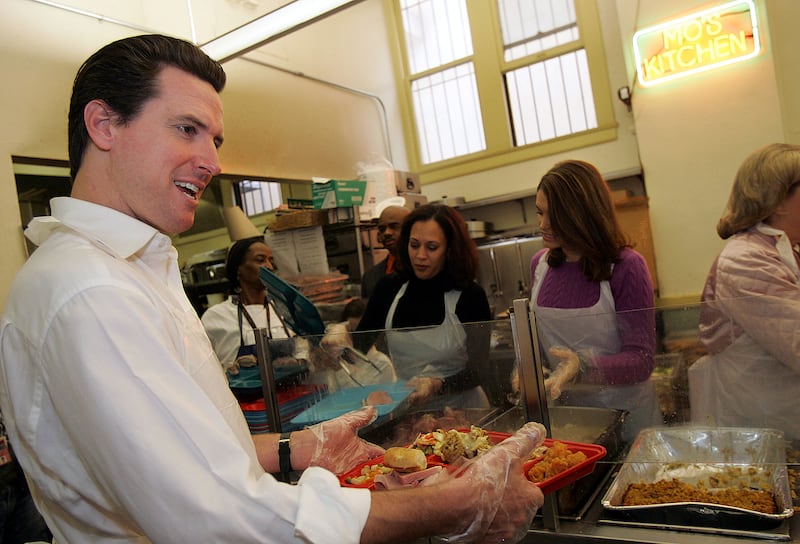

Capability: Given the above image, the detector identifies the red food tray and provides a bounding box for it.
[339,431,605,493]
[523,439,607,495]
[340,430,511,489]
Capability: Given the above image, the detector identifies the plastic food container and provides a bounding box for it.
[523,439,607,494]
[340,431,606,495]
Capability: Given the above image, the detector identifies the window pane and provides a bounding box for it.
[412,63,486,164]
[498,0,578,62]
[505,49,597,146]
[239,180,283,216]
[400,0,472,74]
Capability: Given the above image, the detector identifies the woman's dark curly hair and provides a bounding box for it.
[396,203,479,289]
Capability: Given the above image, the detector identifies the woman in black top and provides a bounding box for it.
[356,204,492,408]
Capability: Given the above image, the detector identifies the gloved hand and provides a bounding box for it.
[320,322,352,361]
[406,376,443,405]
[307,406,385,474]
[544,345,581,400]
[227,352,259,376]
[442,421,546,543]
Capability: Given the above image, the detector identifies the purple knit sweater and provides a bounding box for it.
[530,248,656,385]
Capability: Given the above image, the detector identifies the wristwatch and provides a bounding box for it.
[278,432,293,477]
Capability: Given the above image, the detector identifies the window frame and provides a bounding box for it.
[384,0,617,183]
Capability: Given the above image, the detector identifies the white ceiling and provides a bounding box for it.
[10,0,296,57]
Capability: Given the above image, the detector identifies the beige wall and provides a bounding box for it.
[1,0,797,310]
[0,0,395,309]
[619,0,790,299]
[423,0,791,301]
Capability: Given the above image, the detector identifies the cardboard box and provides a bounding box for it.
[312,178,367,209]
[401,193,428,210]
[393,170,421,194]
[269,209,329,232]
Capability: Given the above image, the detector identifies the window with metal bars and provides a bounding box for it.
[238,179,283,217]
[390,0,614,175]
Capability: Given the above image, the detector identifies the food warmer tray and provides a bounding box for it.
[601,426,794,535]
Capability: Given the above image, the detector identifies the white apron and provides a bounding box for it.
[689,340,800,440]
[689,225,800,440]
[531,255,660,441]
[385,282,489,409]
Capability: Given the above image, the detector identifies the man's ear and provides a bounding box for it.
[84,100,114,151]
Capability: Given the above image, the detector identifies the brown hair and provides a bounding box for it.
[717,143,800,239]
[68,34,226,180]
[538,160,629,281]
[397,204,479,289]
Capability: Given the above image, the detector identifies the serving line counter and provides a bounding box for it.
[243,296,798,543]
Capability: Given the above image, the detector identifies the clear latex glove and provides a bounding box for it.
[543,345,580,400]
[234,353,257,368]
[320,322,353,360]
[406,376,443,405]
[307,406,385,474]
[272,356,304,367]
[308,345,340,372]
[360,347,397,384]
[442,421,547,543]
[225,358,240,376]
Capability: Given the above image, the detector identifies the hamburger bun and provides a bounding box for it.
[383,447,427,473]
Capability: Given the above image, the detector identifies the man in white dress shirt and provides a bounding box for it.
[0,34,544,543]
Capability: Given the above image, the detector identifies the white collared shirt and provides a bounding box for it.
[0,197,369,543]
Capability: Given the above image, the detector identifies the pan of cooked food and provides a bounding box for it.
[602,426,794,531]
[339,426,605,495]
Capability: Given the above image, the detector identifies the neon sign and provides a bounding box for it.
[633,0,760,87]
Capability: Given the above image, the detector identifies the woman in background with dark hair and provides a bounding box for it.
[201,236,301,374]
[356,204,492,407]
[528,160,657,440]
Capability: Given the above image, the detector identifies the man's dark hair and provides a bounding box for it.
[68,34,226,180]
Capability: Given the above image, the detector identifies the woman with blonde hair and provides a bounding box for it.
[691,143,800,440]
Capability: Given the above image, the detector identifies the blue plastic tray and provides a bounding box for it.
[258,267,325,336]
[227,365,308,390]
[290,382,411,426]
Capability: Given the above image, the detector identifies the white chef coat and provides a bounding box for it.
[0,197,369,543]
[201,297,292,371]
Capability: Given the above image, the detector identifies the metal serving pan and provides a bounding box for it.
[602,426,794,531]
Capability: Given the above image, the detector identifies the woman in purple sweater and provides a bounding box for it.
[530,160,658,440]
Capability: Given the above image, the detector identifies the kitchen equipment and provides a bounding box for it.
[601,426,794,535]
[476,236,544,315]
[465,220,491,239]
[183,248,228,285]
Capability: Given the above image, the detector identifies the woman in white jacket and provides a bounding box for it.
[691,143,800,440]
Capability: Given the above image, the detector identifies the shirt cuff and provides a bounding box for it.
[294,467,371,544]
